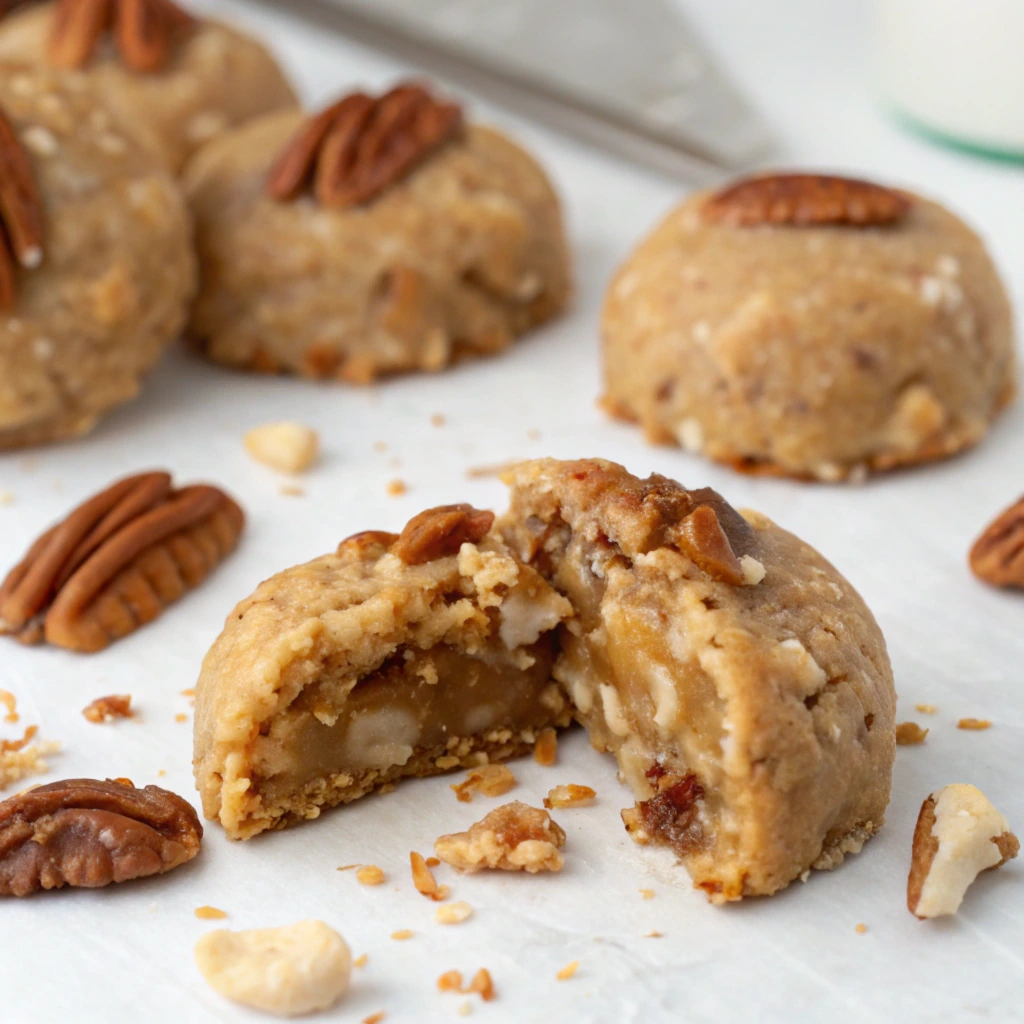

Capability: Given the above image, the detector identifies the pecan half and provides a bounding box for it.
[47,0,194,73]
[266,82,462,209]
[0,104,45,310]
[969,495,1024,589]
[0,471,244,653]
[0,777,202,896]
[702,173,910,228]
[390,504,494,565]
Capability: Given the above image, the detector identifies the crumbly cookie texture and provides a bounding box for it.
[182,112,570,383]
[602,179,1016,481]
[193,517,574,839]
[194,920,351,1017]
[0,2,298,172]
[907,784,1018,919]
[0,65,196,449]
[434,800,566,873]
[498,458,896,900]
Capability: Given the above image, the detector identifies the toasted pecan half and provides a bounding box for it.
[0,471,244,652]
[0,104,45,310]
[702,173,910,228]
[47,0,194,74]
[266,81,462,208]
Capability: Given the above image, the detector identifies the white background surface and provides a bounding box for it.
[2,2,1023,1022]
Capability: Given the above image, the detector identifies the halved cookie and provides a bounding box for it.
[193,506,572,840]
[498,458,896,899]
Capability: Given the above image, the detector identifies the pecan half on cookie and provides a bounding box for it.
[0,777,202,896]
[266,81,462,208]
[0,103,45,310]
[47,0,195,73]
[0,471,244,652]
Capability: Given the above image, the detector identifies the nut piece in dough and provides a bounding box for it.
[183,86,570,383]
[194,919,352,1017]
[434,800,566,873]
[602,172,1016,481]
[0,1,298,172]
[907,784,1019,919]
[245,422,320,474]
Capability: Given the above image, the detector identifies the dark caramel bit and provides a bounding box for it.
[631,765,706,856]
[391,504,495,565]
[0,778,202,897]
[674,505,745,585]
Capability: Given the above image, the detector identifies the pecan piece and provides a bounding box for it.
[47,0,194,73]
[702,173,910,228]
[674,504,745,585]
[0,777,202,896]
[391,504,494,565]
[0,470,245,653]
[0,104,45,310]
[969,495,1024,589]
[266,81,462,208]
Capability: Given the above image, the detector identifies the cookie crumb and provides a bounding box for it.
[354,954,367,968]
[390,930,414,941]
[431,413,446,427]
[644,930,663,938]
[244,421,320,474]
[458,1000,472,1016]
[386,479,407,497]
[1,726,60,790]
[556,961,579,981]
[469,969,495,1001]
[410,851,448,900]
[638,888,655,900]
[425,856,440,868]
[356,865,385,886]
[544,783,596,809]
[534,728,557,767]
[373,441,388,453]
[895,722,928,745]
[915,703,936,714]
[363,1013,386,1024]
[195,906,227,920]
[957,718,991,731]
[0,491,13,506]
[435,802,566,874]
[451,764,516,803]
[280,484,305,497]
[0,690,18,723]
[82,694,133,724]
[181,688,196,700]
[175,713,188,723]
[436,901,473,925]
[854,923,868,934]
[438,970,464,993]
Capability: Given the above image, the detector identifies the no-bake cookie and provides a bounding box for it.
[602,172,1016,481]
[194,506,574,839]
[0,66,196,449]
[194,460,895,901]
[0,0,298,172]
[183,82,571,383]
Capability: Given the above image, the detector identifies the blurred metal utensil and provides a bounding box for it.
[245,0,771,182]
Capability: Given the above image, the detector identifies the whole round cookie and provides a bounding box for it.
[0,65,196,450]
[602,173,1016,481]
[182,83,571,383]
[0,0,298,172]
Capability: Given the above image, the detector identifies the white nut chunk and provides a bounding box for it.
[245,422,320,474]
[194,919,352,1016]
[907,784,1019,919]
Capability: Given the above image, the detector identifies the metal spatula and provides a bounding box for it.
[245,0,772,182]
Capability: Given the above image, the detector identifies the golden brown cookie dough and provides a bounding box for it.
[194,458,895,902]
[182,86,570,384]
[0,65,195,450]
[499,458,896,899]
[0,1,298,172]
[602,173,1016,481]
[193,510,574,840]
